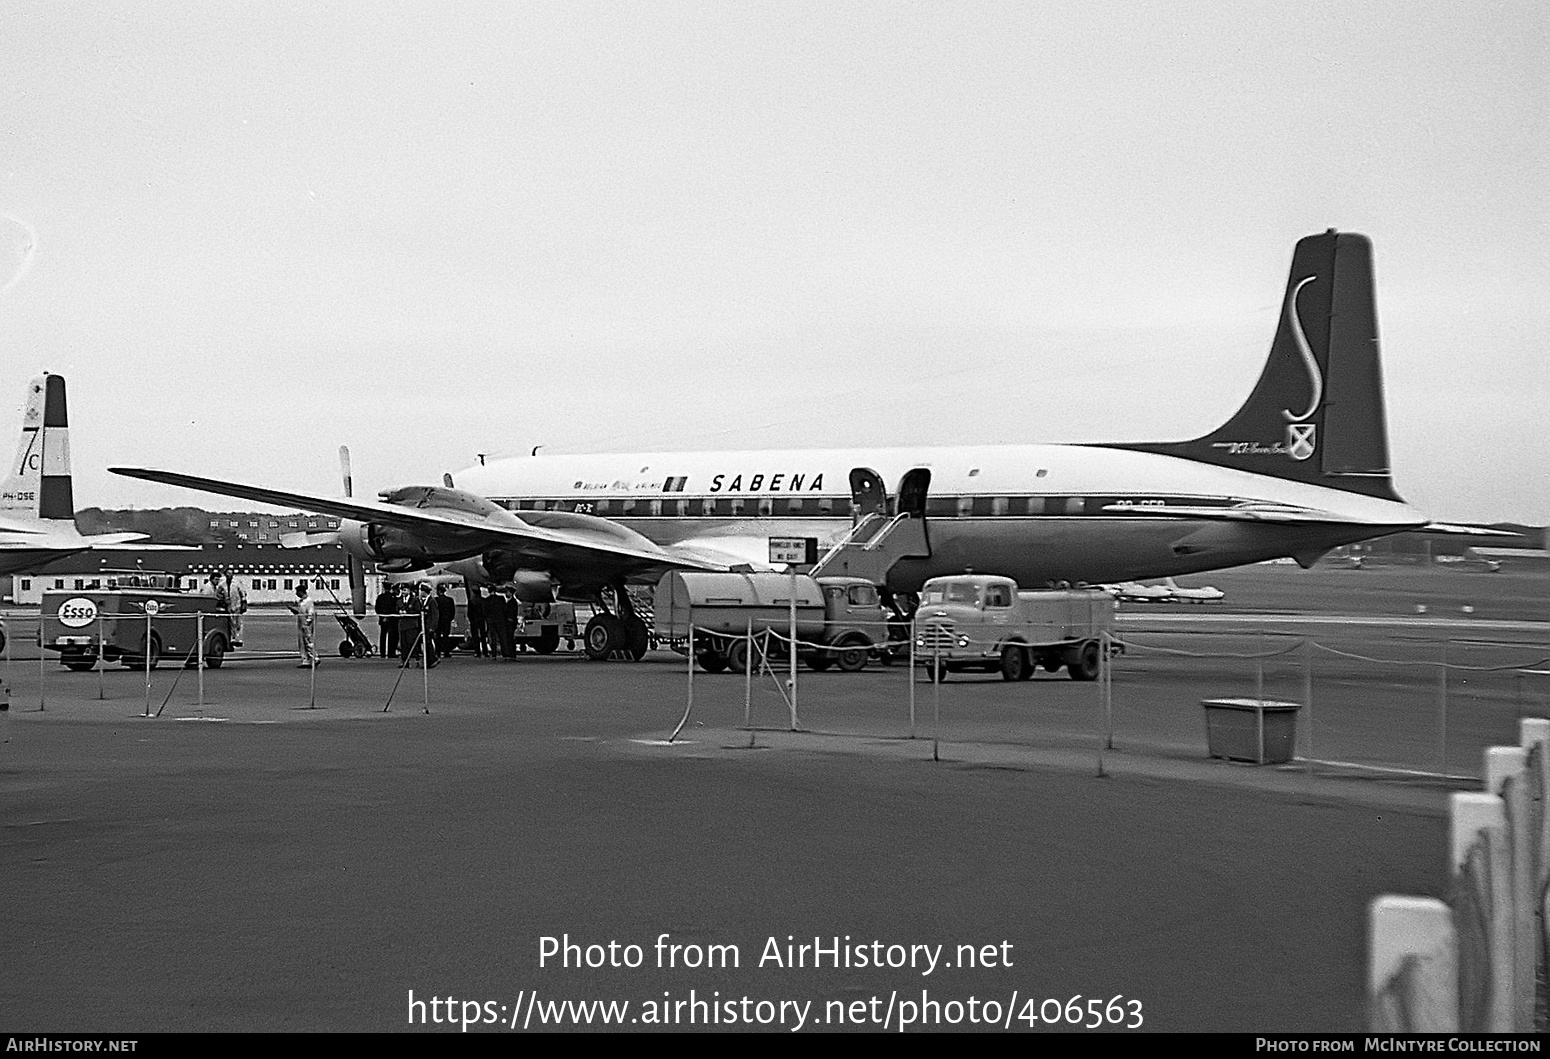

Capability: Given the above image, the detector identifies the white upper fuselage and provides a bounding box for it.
[452,443,1426,589]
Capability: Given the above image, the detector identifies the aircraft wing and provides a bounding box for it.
[1416,522,1525,537]
[109,466,727,576]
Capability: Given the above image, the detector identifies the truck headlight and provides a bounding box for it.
[957,635,970,647]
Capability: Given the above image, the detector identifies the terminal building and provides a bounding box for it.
[6,543,383,606]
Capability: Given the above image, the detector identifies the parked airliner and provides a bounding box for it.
[114,230,1451,659]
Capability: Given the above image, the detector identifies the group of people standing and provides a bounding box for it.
[204,569,248,647]
[372,582,459,667]
[371,581,530,664]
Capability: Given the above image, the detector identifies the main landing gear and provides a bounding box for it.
[582,585,649,662]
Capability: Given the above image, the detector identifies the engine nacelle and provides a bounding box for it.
[451,550,557,602]
[339,518,440,563]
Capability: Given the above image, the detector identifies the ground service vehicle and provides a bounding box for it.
[41,574,236,671]
[913,574,1114,682]
[654,572,892,673]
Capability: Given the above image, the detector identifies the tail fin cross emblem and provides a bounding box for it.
[1286,423,1316,461]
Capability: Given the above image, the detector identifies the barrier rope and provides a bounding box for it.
[154,641,203,717]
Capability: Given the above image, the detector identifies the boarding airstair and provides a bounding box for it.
[808,467,932,585]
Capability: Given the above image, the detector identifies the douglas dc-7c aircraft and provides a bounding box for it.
[114,230,1463,660]
[0,374,159,574]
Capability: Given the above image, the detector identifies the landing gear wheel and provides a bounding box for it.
[1000,644,1029,682]
[583,615,625,661]
[1068,641,1101,682]
[624,617,649,661]
[834,641,870,673]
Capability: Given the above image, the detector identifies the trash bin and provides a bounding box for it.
[1202,698,1300,764]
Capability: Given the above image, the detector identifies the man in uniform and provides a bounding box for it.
[434,583,456,657]
[224,571,247,647]
[290,582,318,668]
[374,583,400,659]
[465,581,486,657]
[482,585,508,661]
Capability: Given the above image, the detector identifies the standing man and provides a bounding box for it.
[417,583,440,668]
[499,587,520,660]
[483,585,509,662]
[398,584,422,667]
[465,580,486,657]
[290,582,319,668]
[374,582,400,659]
[434,583,456,657]
[208,569,230,614]
[224,571,247,647]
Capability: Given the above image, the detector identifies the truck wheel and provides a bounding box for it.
[697,651,729,673]
[0,627,6,655]
[1068,641,1101,682]
[806,654,833,672]
[534,627,560,655]
[923,659,948,683]
[123,633,162,670]
[727,638,763,675]
[62,650,96,672]
[834,641,869,673]
[999,645,1029,682]
[202,634,228,669]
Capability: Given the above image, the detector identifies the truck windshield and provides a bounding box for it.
[945,583,979,605]
[921,587,946,605]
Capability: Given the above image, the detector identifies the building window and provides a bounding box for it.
[209,521,219,529]
[54,579,64,589]
[287,520,297,528]
[20,579,29,591]
[74,579,84,589]
[307,520,318,529]
[283,578,294,590]
[330,579,340,590]
[248,521,258,527]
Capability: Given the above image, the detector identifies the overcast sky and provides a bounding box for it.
[2,1,1545,521]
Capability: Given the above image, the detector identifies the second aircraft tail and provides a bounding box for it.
[0,374,74,522]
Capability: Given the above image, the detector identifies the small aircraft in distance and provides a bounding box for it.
[1105,578,1225,604]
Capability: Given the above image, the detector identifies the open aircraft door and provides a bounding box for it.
[847,468,888,522]
[897,468,930,519]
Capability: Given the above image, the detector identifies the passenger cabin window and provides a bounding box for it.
[992,497,1009,516]
[1045,496,1069,515]
[702,498,716,516]
[956,496,974,517]
[972,497,993,516]
[817,497,833,515]
[785,498,805,515]
[620,499,636,514]
[757,498,773,517]
[674,499,689,517]
[648,499,663,517]
[728,498,744,517]
[984,584,1012,608]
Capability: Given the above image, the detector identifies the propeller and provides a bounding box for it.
[340,445,368,617]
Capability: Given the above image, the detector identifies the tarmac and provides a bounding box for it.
[1,566,1540,1032]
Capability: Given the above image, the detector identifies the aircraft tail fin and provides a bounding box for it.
[1106,230,1400,501]
[0,374,73,522]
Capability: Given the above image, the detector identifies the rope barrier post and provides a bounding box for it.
[196,612,205,711]
[908,621,916,739]
[96,610,104,700]
[1302,637,1314,774]
[37,610,45,711]
[787,570,798,731]
[743,619,753,747]
[1255,628,1265,704]
[143,608,153,718]
[1436,638,1449,774]
[1103,629,1114,752]
[932,638,941,763]
[682,624,693,742]
[421,609,429,714]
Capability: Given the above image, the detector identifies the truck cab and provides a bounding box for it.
[913,574,1115,682]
